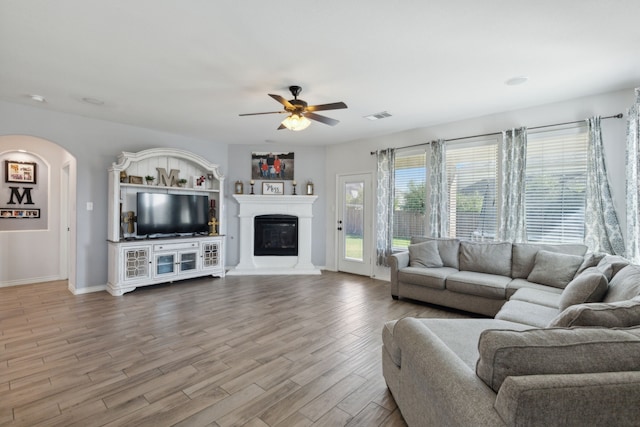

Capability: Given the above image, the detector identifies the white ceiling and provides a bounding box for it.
[1,1,640,146]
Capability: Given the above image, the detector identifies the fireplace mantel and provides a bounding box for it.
[229,194,320,275]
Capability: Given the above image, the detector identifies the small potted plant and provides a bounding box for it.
[177,178,188,188]
[145,175,155,185]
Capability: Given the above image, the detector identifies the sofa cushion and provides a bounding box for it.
[511,243,587,279]
[505,278,563,299]
[398,266,458,290]
[526,250,584,289]
[476,327,640,393]
[410,236,460,269]
[459,241,512,276]
[408,240,443,268]
[495,300,559,327]
[603,264,640,303]
[548,298,640,328]
[558,267,609,311]
[509,287,561,309]
[446,271,511,300]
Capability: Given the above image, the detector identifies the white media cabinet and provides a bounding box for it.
[107,148,225,296]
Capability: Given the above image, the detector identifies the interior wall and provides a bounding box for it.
[0,135,75,286]
[0,100,228,292]
[226,144,326,267]
[324,87,637,279]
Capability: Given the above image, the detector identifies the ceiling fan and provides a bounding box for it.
[239,85,347,131]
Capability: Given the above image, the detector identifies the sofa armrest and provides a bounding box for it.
[495,371,640,426]
[394,318,505,426]
[388,251,409,297]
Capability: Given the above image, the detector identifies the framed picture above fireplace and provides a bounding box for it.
[262,181,284,195]
[251,151,294,181]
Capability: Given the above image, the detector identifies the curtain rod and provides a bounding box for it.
[369,113,624,155]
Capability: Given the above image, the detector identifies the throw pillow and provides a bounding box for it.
[459,241,512,276]
[526,250,584,289]
[603,264,640,303]
[410,236,460,269]
[574,252,606,277]
[597,255,630,280]
[558,267,609,312]
[476,327,640,392]
[549,298,640,328]
[408,240,443,268]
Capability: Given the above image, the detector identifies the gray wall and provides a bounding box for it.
[0,100,228,291]
[1,87,636,289]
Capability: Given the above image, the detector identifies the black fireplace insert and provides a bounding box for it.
[254,214,298,256]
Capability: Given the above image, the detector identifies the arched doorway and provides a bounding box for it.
[0,135,77,290]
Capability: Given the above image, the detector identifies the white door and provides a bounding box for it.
[337,173,372,276]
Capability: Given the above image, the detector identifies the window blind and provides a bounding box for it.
[446,141,498,240]
[393,150,427,249]
[525,126,588,243]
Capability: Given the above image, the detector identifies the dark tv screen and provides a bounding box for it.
[136,193,209,236]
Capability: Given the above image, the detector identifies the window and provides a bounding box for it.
[393,150,426,249]
[445,140,498,240]
[525,126,588,243]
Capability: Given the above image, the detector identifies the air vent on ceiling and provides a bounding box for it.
[364,111,392,121]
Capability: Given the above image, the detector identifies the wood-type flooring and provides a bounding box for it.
[0,271,470,426]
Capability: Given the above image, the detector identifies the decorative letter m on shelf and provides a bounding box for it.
[156,168,180,187]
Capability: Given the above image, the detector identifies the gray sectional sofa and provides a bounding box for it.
[384,237,640,426]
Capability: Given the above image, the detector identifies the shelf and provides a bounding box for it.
[120,183,220,193]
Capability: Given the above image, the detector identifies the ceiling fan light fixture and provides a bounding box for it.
[281,114,311,131]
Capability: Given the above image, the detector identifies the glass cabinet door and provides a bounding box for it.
[179,252,198,272]
[155,253,176,277]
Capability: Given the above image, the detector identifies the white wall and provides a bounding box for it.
[226,144,327,267]
[0,100,228,292]
[325,88,637,278]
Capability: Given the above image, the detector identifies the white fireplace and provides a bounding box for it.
[229,194,320,275]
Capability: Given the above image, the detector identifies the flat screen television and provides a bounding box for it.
[136,192,209,236]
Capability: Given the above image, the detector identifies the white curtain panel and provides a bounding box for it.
[626,88,640,263]
[498,127,528,242]
[585,116,625,255]
[428,139,448,237]
[375,148,395,266]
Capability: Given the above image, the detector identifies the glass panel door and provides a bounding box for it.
[337,173,372,276]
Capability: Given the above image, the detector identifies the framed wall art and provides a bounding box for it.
[5,160,37,184]
[251,152,295,181]
[0,208,40,218]
[262,181,284,195]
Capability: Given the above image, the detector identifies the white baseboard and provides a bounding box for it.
[68,283,107,295]
[0,275,62,288]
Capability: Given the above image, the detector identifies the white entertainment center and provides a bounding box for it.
[106,148,225,296]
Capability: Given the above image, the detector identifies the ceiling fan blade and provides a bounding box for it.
[305,101,348,112]
[277,123,287,130]
[305,112,340,126]
[239,111,286,116]
[269,94,295,110]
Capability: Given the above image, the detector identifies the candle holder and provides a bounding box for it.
[306,181,314,195]
[292,181,297,195]
[250,180,255,194]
